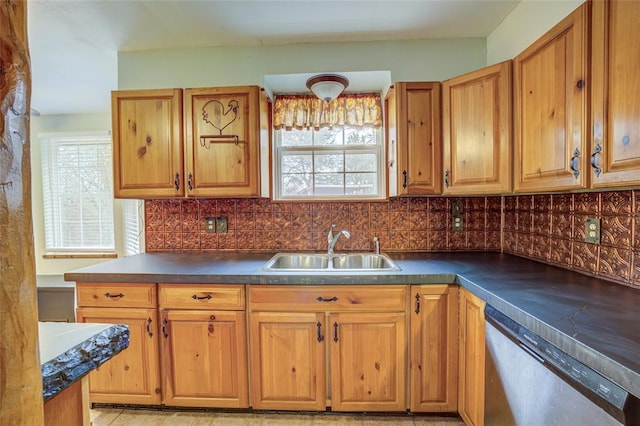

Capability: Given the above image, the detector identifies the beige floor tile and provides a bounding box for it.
[412,415,465,426]
[311,414,363,425]
[361,415,414,426]
[108,409,179,426]
[90,408,123,426]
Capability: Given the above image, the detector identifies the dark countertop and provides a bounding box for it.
[65,251,640,399]
[40,322,130,401]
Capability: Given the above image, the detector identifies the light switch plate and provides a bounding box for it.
[216,216,228,233]
[584,217,600,244]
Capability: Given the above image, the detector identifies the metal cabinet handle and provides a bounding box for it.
[104,292,124,299]
[402,170,408,188]
[316,322,324,342]
[316,296,338,302]
[162,318,169,339]
[174,172,180,191]
[333,322,339,343]
[444,169,450,188]
[187,173,194,191]
[590,144,602,177]
[415,293,421,314]
[192,294,212,300]
[569,148,580,179]
[146,317,153,338]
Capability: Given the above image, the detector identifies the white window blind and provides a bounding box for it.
[41,133,115,252]
[123,199,144,256]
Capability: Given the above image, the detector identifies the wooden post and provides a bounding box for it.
[0,0,45,424]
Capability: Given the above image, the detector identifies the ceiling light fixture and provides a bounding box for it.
[306,74,349,102]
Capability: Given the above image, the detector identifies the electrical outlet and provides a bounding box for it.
[205,217,216,233]
[452,199,464,231]
[452,216,464,231]
[584,217,600,244]
[216,216,228,233]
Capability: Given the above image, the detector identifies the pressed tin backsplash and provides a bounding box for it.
[144,190,640,289]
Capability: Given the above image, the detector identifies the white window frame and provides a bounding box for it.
[273,126,386,201]
[40,131,115,254]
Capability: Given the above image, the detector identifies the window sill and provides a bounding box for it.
[43,253,118,259]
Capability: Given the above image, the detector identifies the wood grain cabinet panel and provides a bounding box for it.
[160,309,248,408]
[443,61,512,195]
[330,312,406,412]
[249,311,326,411]
[112,89,184,198]
[391,82,442,195]
[590,0,640,187]
[158,284,245,310]
[76,283,156,308]
[184,86,265,197]
[458,289,486,426]
[410,285,458,412]
[75,307,161,405]
[514,4,589,192]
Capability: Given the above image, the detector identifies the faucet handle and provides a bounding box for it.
[373,236,380,254]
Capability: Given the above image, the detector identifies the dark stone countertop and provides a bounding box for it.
[64,251,640,399]
[40,322,130,401]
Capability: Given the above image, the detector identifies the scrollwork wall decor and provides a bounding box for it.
[200,99,240,149]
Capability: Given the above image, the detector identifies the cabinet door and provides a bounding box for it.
[395,82,442,195]
[161,310,248,408]
[458,289,486,426]
[330,312,406,412]
[514,4,588,192]
[591,0,640,187]
[112,89,184,198]
[443,61,512,195]
[249,312,326,411]
[184,86,263,197]
[410,285,458,412]
[76,307,161,405]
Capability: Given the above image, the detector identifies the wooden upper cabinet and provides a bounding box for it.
[590,0,640,187]
[112,89,184,198]
[184,86,264,197]
[443,61,512,195]
[514,3,589,192]
[394,82,442,195]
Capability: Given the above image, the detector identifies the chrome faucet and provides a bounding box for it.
[327,224,350,255]
[373,236,380,254]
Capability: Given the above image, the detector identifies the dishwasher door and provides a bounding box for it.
[484,305,639,426]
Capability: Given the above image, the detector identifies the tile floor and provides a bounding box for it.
[90,408,465,426]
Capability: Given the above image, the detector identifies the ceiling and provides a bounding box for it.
[27,0,520,116]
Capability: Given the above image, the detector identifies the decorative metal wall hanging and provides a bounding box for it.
[200,99,241,148]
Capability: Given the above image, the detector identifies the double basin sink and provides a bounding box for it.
[261,252,401,272]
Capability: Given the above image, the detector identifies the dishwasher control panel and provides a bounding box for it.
[485,305,632,419]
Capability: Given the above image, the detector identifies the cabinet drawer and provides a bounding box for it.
[76,283,157,308]
[159,284,245,310]
[248,285,407,312]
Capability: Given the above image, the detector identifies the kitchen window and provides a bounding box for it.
[40,132,115,254]
[272,93,385,200]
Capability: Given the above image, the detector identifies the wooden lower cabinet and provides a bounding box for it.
[330,312,406,412]
[458,289,486,426]
[249,312,326,411]
[248,285,408,412]
[75,307,161,405]
[160,309,248,407]
[410,285,458,412]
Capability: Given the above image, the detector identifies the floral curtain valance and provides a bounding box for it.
[273,93,383,131]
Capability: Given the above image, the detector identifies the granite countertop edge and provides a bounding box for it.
[64,251,640,399]
[41,323,130,401]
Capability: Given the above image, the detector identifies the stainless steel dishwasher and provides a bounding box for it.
[484,305,640,425]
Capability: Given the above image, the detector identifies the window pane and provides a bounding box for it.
[345,153,377,172]
[282,174,313,196]
[282,153,312,174]
[314,127,343,146]
[315,173,344,195]
[346,173,377,195]
[344,126,376,145]
[314,153,344,173]
[281,128,313,146]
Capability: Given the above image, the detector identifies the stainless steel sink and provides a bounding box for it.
[261,253,400,272]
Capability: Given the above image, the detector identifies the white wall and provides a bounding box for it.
[30,113,129,278]
[118,38,487,89]
[486,0,586,65]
